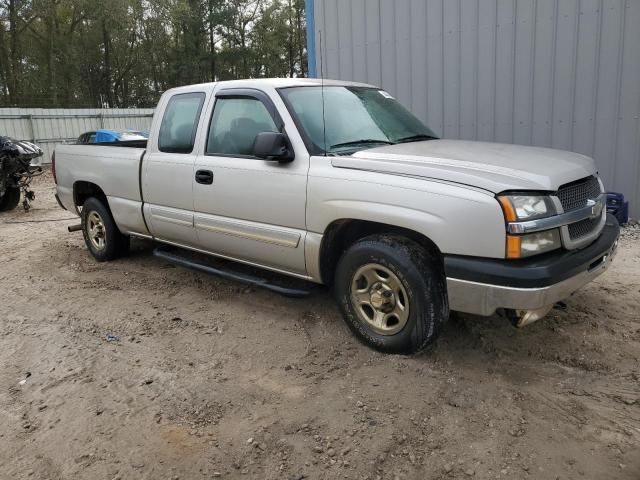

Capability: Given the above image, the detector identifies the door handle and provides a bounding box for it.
[195,169,214,185]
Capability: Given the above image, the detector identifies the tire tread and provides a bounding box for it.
[81,197,129,262]
[334,234,448,354]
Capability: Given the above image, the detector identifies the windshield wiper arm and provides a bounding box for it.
[330,139,395,149]
[395,134,438,143]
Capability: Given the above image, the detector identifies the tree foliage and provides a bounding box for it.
[0,0,307,107]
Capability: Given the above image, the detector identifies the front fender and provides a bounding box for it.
[307,172,506,259]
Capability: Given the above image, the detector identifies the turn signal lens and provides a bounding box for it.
[506,235,522,259]
[498,196,517,222]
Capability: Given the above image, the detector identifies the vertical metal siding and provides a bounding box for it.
[312,0,640,218]
[0,108,154,164]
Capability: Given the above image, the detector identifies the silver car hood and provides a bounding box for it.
[331,140,597,193]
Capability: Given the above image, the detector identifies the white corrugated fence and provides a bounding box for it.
[0,108,155,164]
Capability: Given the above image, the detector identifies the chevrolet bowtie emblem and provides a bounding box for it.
[587,198,603,218]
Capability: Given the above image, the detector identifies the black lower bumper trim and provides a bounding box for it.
[445,214,620,289]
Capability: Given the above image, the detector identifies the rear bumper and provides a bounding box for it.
[445,214,620,316]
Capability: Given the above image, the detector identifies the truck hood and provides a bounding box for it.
[331,140,597,193]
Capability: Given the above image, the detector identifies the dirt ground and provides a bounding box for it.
[0,172,639,480]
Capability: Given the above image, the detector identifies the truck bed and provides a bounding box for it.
[54,143,146,226]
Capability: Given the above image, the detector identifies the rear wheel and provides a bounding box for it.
[0,186,20,211]
[334,235,448,354]
[81,197,129,261]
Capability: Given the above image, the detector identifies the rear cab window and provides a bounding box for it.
[158,92,206,154]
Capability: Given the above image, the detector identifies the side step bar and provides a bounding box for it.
[153,248,311,298]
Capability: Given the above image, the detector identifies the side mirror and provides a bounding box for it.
[253,132,294,162]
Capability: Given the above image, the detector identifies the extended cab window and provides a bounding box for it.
[158,92,205,154]
[207,97,278,156]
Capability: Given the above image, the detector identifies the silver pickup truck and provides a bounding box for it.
[54,78,619,353]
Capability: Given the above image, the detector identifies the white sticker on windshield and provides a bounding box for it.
[379,90,394,99]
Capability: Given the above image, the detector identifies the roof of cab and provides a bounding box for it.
[164,77,378,95]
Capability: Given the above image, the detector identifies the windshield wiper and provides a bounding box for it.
[395,134,438,143]
[330,139,395,150]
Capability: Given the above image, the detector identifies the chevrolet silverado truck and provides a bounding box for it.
[53,78,620,354]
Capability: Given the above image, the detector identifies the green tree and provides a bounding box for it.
[0,0,308,107]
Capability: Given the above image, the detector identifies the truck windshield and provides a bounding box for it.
[279,86,438,154]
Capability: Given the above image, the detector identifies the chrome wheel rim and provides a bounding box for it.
[87,211,106,251]
[350,263,409,336]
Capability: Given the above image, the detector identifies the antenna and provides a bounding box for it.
[319,30,327,156]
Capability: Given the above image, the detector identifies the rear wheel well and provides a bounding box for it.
[73,181,107,209]
[319,219,443,285]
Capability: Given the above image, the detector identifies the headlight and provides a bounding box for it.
[506,229,561,258]
[498,194,561,258]
[497,194,556,221]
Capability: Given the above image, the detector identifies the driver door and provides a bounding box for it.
[191,88,308,275]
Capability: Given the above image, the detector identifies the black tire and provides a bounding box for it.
[81,197,129,262]
[0,186,20,211]
[334,235,448,354]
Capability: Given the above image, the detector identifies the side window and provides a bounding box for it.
[206,97,278,156]
[158,92,205,154]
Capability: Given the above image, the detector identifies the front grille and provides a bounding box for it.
[568,216,601,241]
[556,175,603,245]
[556,175,601,212]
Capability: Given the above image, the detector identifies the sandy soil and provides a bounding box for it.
[0,173,639,480]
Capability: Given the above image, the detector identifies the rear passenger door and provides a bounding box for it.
[142,91,207,245]
[192,88,309,275]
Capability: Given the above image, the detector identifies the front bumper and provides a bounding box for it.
[445,214,620,316]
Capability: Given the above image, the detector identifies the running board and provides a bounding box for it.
[153,248,311,298]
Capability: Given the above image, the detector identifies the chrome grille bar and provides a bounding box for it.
[507,193,605,234]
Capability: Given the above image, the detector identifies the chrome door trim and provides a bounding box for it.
[194,213,301,248]
[148,205,194,227]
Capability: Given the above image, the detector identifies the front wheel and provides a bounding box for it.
[0,186,20,211]
[334,235,448,354]
[81,197,129,262]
